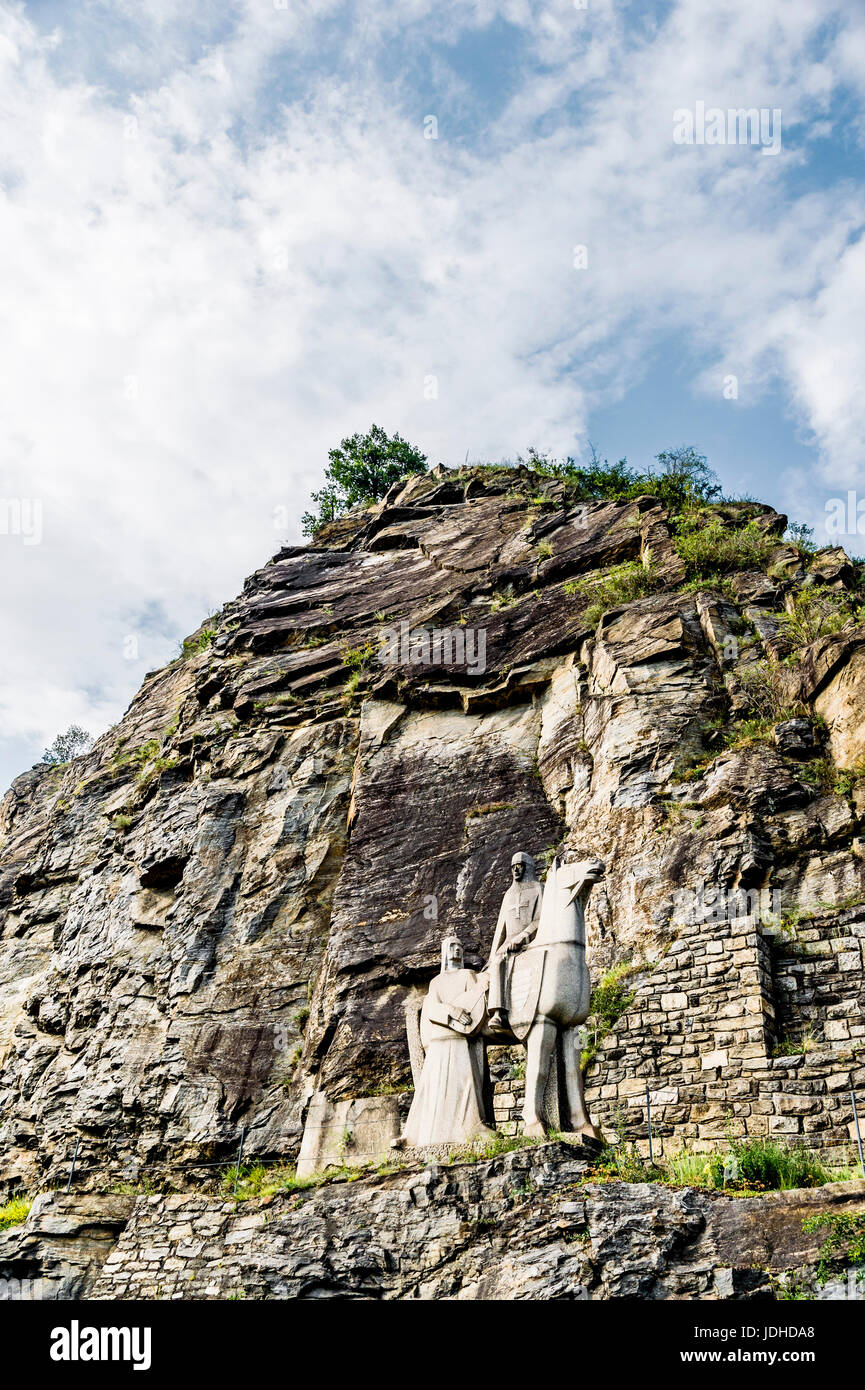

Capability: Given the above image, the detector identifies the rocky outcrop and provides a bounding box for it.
[4,1145,864,1300]
[0,1192,133,1299]
[1,464,864,1200]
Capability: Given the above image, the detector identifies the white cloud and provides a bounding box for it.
[1,0,864,787]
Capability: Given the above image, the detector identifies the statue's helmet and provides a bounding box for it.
[511,851,535,877]
[440,936,464,971]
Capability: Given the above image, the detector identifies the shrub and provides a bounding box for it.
[525,443,721,515]
[341,642,376,671]
[582,962,637,1069]
[0,1195,31,1230]
[785,520,817,557]
[733,660,804,725]
[674,514,777,578]
[565,558,659,626]
[776,588,858,650]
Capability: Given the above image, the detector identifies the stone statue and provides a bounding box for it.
[509,854,605,1139]
[401,936,495,1148]
[487,851,543,1033]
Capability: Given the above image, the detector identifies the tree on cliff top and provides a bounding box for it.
[41,724,93,765]
[653,445,721,503]
[301,424,428,536]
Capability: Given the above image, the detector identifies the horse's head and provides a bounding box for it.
[560,852,605,888]
[580,856,606,884]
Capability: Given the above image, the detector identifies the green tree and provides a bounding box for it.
[41,724,93,765]
[652,445,721,504]
[301,425,428,536]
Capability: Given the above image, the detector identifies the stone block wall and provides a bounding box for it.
[584,908,865,1158]
[84,1151,865,1301]
[769,912,865,1051]
[484,908,865,1159]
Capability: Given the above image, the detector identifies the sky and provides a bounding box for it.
[1,0,864,792]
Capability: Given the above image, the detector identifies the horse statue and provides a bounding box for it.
[495,853,605,1139]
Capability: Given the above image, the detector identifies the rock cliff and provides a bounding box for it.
[2,1145,864,1301]
[1,463,864,1202]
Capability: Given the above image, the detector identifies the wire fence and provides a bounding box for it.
[14,1092,865,1204]
[41,1125,251,1198]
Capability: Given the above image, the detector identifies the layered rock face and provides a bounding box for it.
[1,464,864,1194]
[2,1145,864,1301]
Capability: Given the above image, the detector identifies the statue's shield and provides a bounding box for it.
[507,947,545,1041]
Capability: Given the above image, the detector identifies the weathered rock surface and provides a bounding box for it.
[1,464,864,1208]
[0,1192,133,1299]
[4,1145,864,1301]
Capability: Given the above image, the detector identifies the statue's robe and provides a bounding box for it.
[403,968,491,1147]
[488,878,543,1013]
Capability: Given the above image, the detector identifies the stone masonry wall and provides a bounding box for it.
[584,907,865,1158]
[82,1144,865,1301]
[488,906,865,1158]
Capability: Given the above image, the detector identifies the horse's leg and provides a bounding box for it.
[563,1025,603,1140]
[523,1017,556,1138]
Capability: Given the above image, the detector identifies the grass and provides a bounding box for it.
[529,493,558,512]
[776,588,863,651]
[343,669,362,701]
[723,716,777,750]
[223,1160,374,1202]
[679,574,738,601]
[802,1211,865,1285]
[796,756,836,792]
[341,640,376,703]
[0,1194,31,1229]
[445,1132,550,1165]
[772,1028,818,1058]
[255,692,302,711]
[674,513,778,579]
[563,557,659,626]
[109,1175,161,1196]
[685,1137,832,1192]
[465,802,515,818]
[358,1080,410,1097]
[111,729,179,787]
[179,627,217,659]
[835,758,865,798]
[589,1135,837,1195]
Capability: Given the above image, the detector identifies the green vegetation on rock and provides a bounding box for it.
[564,558,659,626]
[0,1194,31,1229]
[302,424,428,536]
